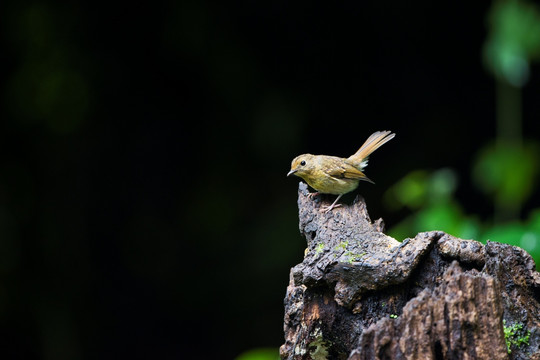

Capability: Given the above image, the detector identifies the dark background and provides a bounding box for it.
[1,1,539,359]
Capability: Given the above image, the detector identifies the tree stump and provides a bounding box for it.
[281,183,540,360]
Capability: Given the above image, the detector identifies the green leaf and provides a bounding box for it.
[481,222,526,247]
[472,142,538,209]
[483,0,540,86]
[384,170,429,210]
[384,169,457,211]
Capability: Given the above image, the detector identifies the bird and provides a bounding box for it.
[287,130,395,212]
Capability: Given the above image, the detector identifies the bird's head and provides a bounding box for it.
[287,154,316,180]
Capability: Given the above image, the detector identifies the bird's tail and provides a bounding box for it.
[347,131,395,169]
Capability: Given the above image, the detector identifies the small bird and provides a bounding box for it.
[287,130,395,212]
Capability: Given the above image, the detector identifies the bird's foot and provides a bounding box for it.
[307,192,320,199]
[321,194,343,213]
[321,203,342,213]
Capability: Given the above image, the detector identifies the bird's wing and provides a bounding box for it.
[325,158,368,180]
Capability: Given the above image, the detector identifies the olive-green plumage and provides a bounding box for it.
[287,131,395,212]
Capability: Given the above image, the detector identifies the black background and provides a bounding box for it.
[1,1,540,359]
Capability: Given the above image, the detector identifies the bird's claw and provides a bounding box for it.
[307,192,320,199]
[321,203,342,213]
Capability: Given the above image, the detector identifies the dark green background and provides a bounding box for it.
[1,1,539,359]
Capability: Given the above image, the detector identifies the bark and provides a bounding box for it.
[281,183,540,360]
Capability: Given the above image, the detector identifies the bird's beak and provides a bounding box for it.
[287,169,297,177]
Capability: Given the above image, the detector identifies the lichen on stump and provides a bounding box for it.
[281,182,540,360]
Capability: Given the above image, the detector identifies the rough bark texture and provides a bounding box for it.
[281,183,540,360]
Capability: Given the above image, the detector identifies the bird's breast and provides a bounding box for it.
[304,173,359,195]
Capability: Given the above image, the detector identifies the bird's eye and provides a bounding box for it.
[300,160,306,166]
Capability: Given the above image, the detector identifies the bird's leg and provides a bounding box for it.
[307,192,320,199]
[322,194,343,213]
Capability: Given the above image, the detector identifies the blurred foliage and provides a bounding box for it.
[385,161,540,268]
[375,0,540,268]
[234,348,280,360]
[385,169,480,242]
[483,0,540,86]
[473,142,538,217]
[388,0,540,247]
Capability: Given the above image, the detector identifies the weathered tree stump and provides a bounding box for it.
[281,183,540,360]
